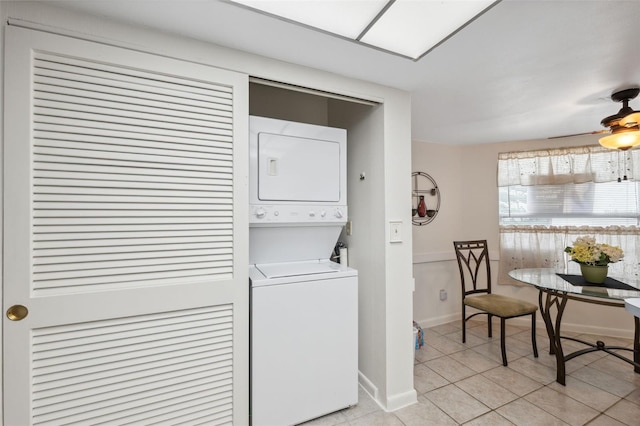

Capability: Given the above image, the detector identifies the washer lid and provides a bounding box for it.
[255,260,343,279]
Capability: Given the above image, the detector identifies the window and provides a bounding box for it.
[497,146,640,284]
[499,181,640,227]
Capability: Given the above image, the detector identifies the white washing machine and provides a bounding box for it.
[248,116,358,425]
[250,260,358,425]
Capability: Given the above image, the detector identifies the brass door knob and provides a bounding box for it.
[6,305,28,321]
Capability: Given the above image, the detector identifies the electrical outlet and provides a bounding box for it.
[439,289,447,301]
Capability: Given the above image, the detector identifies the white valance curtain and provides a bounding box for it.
[498,146,640,285]
[498,145,640,186]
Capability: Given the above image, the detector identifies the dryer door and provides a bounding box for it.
[257,132,340,202]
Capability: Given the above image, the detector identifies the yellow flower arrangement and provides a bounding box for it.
[564,236,624,266]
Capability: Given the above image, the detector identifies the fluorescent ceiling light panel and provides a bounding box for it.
[361,0,495,59]
[232,0,388,39]
[230,0,496,59]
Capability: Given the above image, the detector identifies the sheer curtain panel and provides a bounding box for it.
[498,146,640,285]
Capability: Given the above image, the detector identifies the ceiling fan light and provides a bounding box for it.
[620,112,640,128]
[599,130,640,150]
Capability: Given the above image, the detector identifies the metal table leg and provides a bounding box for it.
[537,288,640,385]
[538,289,569,385]
[635,316,640,374]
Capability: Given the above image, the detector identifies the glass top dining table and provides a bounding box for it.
[508,267,640,302]
[508,267,640,385]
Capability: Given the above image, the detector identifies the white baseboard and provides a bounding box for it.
[414,315,634,340]
[385,389,418,412]
[414,313,459,330]
[358,370,377,401]
[507,317,634,340]
[358,371,418,412]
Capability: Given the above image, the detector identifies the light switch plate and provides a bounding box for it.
[389,221,402,243]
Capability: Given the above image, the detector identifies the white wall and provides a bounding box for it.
[412,141,465,327]
[2,0,416,414]
[413,135,635,338]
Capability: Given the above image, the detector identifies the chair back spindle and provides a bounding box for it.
[454,240,491,296]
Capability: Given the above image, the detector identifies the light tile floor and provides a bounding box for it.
[303,319,640,425]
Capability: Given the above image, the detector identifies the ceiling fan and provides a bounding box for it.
[550,87,640,150]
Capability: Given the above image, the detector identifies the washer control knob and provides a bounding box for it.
[334,209,343,219]
[274,211,279,217]
[255,208,266,219]
[309,211,316,217]
[320,210,327,218]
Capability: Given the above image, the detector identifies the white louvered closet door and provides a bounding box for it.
[3,26,249,425]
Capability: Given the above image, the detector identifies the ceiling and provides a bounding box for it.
[48,0,640,145]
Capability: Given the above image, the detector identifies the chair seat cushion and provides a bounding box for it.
[464,294,537,318]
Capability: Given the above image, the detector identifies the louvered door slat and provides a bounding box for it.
[34,193,232,204]
[33,248,231,267]
[35,55,233,103]
[33,217,230,226]
[35,94,232,123]
[35,119,233,143]
[34,126,233,149]
[34,354,231,393]
[34,371,234,421]
[34,151,232,170]
[35,99,233,128]
[33,255,232,278]
[34,234,231,249]
[34,123,234,145]
[34,223,232,234]
[32,307,232,365]
[34,378,233,425]
[35,187,229,199]
[33,131,234,156]
[33,308,229,343]
[34,267,233,292]
[34,346,232,383]
[35,53,234,92]
[34,228,232,241]
[34,138,232,160]
[34,106,233,135]
[35,241,231,257]
[34,163,231,182]
[34,178,231,193]
[34,365,232,412]
[34,259,233,283]
[34,84,231,119]
[34,67,233,108]
[34,323,231,359]
[152,405,233,426]
[35,210,232,219]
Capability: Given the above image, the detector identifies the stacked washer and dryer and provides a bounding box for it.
[249,116,359,425]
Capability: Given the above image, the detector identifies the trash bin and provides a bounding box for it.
[413,321,424,354]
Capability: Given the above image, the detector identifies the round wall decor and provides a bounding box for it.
[412,172,440,226]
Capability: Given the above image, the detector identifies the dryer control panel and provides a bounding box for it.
[250,204,347,224]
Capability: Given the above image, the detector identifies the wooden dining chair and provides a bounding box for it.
[453,240,538,366]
